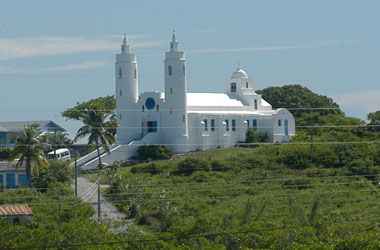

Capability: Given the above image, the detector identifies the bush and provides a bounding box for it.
[137,145,173,161]
[245,128,272,143]
[131,163,162,175]
[33,160,73,190]
[0,147,10,160]
[177,158,210,175]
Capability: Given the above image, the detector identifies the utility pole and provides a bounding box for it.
[97,175,101,222]
[58,195,61,231]
[310,126,314,166]
[74,149,78,197]
[54,129,57,159]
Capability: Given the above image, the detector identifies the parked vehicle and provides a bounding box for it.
[47,148,71,161]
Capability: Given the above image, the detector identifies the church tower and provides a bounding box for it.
[115,34,139,144]
[162,31,188,149]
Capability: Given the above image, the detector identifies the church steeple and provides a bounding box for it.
[170,30,180,52]
[121,33,131,53]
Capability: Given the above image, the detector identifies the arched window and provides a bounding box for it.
[168,66,172,76]
[119,68,122,79]
[183,65,185,75]
[246,82,248,88]
[134,68,137,79]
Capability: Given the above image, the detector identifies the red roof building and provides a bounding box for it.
[0,205,33,224]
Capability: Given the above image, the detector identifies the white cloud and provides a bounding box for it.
[0,36,164,60]
[188,44,316,54]
[41,60,110,72]
[187,40,358,55]
[0,65,29,73]
[334,90,380,113]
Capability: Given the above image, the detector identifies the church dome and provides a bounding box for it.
[231,67,248,78]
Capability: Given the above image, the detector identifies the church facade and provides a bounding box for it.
[115,32,295,153]
[77,32,295,169]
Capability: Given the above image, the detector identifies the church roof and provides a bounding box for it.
[187,93,244,107]
[231,67,248,78]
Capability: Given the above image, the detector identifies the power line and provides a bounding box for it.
[3,213,380,249]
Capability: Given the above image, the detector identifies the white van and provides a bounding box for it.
[47,148,71,162]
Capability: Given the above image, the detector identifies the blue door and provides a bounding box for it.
[18,174,30,187]
[284,119,289,136]
[6,173,16,189]
[148,121,158,133]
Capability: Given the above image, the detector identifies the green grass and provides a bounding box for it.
[89,145,380,249]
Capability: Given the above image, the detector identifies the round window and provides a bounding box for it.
[145,98,155,110]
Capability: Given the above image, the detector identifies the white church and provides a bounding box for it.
[77,32,295,169]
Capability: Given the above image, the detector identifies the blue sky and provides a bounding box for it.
[0,0,379,138]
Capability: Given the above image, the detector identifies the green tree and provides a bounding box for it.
[367,111,380,132]
[38,132,73,154]
[9,124,49,186]
[256,84,342,126]
[62,95,116,135]
[73,103,118,168]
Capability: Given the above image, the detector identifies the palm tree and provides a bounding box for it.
[10,124,49,187]
[74,104,118,168]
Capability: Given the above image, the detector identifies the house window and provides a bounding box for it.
[278,119,282,126]
[253,119,257,130]
[246,82,248,88]
[168,66,172,76]
[156,105,159,111]
[285,119,289,136]
[170,88,173,94]
[232,119,236,131]
[225,119,229,131]
[142,105,145,112]
[254,99,258,110]
[231,83,236,92]
[204,119,208,131]
[246,119,250,128]
[134,68,137,79]
[120,90,122,96]
[211,119,215,131]
[119,68,122,79]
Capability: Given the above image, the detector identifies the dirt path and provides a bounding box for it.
[74,176,126,220]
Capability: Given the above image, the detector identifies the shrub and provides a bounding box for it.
[131,163,162,175]
[0,147,10,160]
[245,128,272,143]
[177,158,210,175]
[33,160,73,190]
[137,145,173,161]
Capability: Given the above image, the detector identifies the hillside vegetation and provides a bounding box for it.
[87,85,380,249]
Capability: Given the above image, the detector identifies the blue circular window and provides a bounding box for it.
[145,98,155,110]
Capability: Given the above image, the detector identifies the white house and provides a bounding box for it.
[77,32,295,170]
